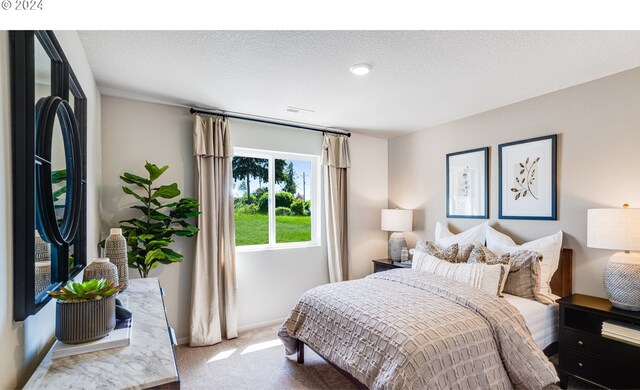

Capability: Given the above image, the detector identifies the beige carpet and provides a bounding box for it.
[175,324,355,390]
[176,324,593,390]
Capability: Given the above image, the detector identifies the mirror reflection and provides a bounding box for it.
[51,118,67,227]
[34,36,53,296]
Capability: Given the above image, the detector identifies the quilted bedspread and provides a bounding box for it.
[278,269,559,389]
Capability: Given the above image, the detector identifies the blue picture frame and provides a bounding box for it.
[446,147,489,219]
[498,134,557,220]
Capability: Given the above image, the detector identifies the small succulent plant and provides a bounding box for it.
[48,279,120,302]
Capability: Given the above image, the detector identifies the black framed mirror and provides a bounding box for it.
[11,31,87,320]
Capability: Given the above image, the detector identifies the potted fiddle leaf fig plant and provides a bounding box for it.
[48,279,120,344]
[118,162,200,278]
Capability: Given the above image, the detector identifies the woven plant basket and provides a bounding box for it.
[55,296,116,344]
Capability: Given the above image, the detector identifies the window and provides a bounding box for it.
[232,148,319,249]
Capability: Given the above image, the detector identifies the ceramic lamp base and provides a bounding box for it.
[604,252,640,311]
[388,232,407,261]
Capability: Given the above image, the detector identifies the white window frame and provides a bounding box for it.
[233,147,321,252]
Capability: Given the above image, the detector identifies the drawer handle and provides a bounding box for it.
[578,362,583,368]
[577,340,584,346]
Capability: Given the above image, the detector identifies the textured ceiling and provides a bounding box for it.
[78,31,640,138]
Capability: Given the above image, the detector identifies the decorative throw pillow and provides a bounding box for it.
[501,250,553,304]
[457,244,475,263]
[486,227,563,300]
[415,241,460,262]
[467,244,510,265]
[435,221,488,248]
[412,250,510,297]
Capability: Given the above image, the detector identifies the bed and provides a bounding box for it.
[278,248,572,389]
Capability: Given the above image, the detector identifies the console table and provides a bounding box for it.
[24,278,179,389]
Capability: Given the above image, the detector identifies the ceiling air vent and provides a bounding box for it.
[284,106,315,115]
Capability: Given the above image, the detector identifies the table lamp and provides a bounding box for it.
[381,209,413,261]
[587,204,640,311]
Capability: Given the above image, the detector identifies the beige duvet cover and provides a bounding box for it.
[278,269,558,389]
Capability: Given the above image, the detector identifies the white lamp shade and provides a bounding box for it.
[381,209,413,232]
[587,208,640,251]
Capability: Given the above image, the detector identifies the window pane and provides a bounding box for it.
[232,156,269,246]
[275,159,311,243]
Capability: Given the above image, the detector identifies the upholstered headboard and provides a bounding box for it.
[550,248,573,297]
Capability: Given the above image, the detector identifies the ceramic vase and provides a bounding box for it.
[34,261,51,295]
[604,261,640,311]
[83,258,119,286]
[55,296,116,344]
[105,228,129,290]
[35,233,50,262]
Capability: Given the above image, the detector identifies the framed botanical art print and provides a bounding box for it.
[498,134,557,220]
[446,147,489,219]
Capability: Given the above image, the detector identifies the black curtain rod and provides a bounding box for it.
[189,108,351,137]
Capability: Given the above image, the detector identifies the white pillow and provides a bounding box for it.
[435,221,488,247]
[412,250,510,297]
[485,226,563,299]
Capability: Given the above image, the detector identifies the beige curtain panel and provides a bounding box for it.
[190,115,238,346]
[322,135,350,283]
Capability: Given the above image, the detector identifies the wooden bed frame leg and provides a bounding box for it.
[296,339,304,364]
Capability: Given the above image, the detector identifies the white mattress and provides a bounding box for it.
[503,294,559,350]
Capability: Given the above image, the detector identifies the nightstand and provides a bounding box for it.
[557,294,640,389]
[372,258,412,273]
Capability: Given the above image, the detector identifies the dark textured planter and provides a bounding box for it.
[55,296,116,344]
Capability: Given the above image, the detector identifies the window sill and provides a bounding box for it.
[235,241,321,253]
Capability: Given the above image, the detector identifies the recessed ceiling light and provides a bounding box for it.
[349,63,371,76]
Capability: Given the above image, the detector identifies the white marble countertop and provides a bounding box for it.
[24,278,179,390]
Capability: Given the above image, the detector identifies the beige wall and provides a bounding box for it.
[0,31,102,389]
[348,133,389,279]
[388,66,640,298]
[100,96,388,342]
[100,97,195,342]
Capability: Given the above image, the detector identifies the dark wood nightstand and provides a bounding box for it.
[558,294,640,389]
[372,258,412,273]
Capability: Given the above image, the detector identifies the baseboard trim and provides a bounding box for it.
[238,317,286,333]
[175,318,286,346]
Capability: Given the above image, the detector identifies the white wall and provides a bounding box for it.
[348,133,389,279]
[100,97,195,342]
[388,66,640,299]
[0,31,101,389]
[100,96,389,341]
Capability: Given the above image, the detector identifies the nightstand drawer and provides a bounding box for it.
[564,328,640,369]
[563,350,639,389]
[564,328,605,356]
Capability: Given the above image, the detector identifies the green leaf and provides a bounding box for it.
[52,186,67,201]
[146,239,171,249]
[161,248,183,262]
[152,183,180,200]
[122,186,148,203]
[144,248,165,265]
[51,169,67,184]
[149,211,171,221]
[144,162,169,182]
[47,278,118,301]
[121,172,151,187]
